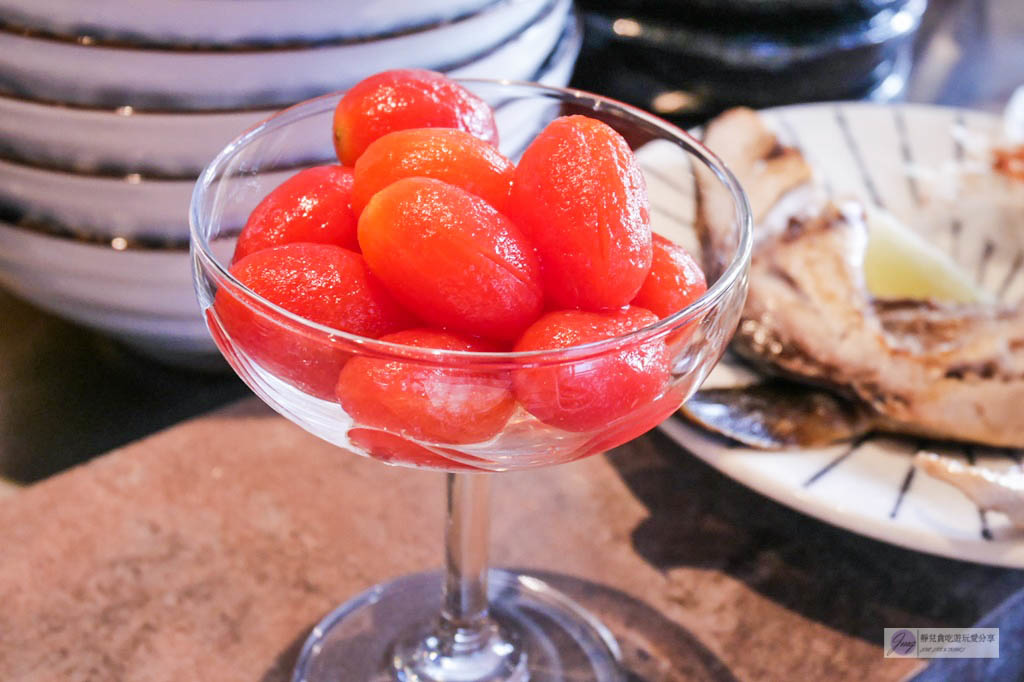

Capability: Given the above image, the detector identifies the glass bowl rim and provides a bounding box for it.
[189,78,753,365]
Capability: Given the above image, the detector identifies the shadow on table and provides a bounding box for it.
[0,291,248,483]
[608,429,1024,645]
[258,571,739,682]
[529,569,741,682]
[259,625,314,682]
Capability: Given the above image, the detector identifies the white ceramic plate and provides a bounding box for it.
[535,10,582,90]
[0,97,274,178]
[0,0,495,47]
[656,102,1024,567]
[0,0,551,110]
[0,219,216,365]
[0,157,196,241]
[0,0,569,177]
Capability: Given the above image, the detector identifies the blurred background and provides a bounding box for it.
[0,0,1020,487]
[571,0,1021,122]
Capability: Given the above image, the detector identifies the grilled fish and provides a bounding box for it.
[916,452,1024,526]
[692,107,1024,449]
[680,381,875,449]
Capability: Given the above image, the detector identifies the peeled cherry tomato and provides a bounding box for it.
[347,428,485,471]
[232,165,357,263]
[215,244,415,398]
[358,177,543,342]
[512,307,669,432]
[333,69,498,166]
[510,115,652,311]
[578,383,687,458]
[631,233,707,318]
[352,128,514,215]
[337,329,515,444]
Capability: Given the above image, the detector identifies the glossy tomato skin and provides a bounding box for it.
[333,69,499,166]
[352,128,514,215]
[631,234,707,318]
[215,244,415,398]
[358,177,543,342]
[232,165,357,263]
[347,428,485,471]
[336,329,515,444]
[512,307,669,432]
[510,115,652,311]
[578,382,687,458]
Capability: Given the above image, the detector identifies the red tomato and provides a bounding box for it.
[578,383,687,458]
[333,69,498,166]
[232,165,357,263]
[631,234,707,318]
[336,329,515,444]
[510,115,652,311]
[358,177,543,342]
[512,307,669,432]
[215,244,415,398]
[352,128,514,215]
[347,428,485,471]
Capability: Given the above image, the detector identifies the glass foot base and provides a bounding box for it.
[292,569,625,682]
[390,617,527,682]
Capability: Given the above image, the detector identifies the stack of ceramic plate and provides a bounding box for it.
[0,0,581,367]
[572,0,923,123]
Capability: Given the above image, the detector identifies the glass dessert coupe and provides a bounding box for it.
[189,81,752,682]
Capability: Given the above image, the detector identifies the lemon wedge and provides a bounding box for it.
[862,207,988,303]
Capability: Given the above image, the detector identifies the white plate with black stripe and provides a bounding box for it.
[656,102,1024,568]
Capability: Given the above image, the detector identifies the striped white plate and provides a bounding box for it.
[656,102,1024,568]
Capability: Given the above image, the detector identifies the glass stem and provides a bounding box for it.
[387,472,525,680]
[441,472,492,636]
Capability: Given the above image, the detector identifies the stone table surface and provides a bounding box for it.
[4,398,1024,682]
[2,3,1022,678]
